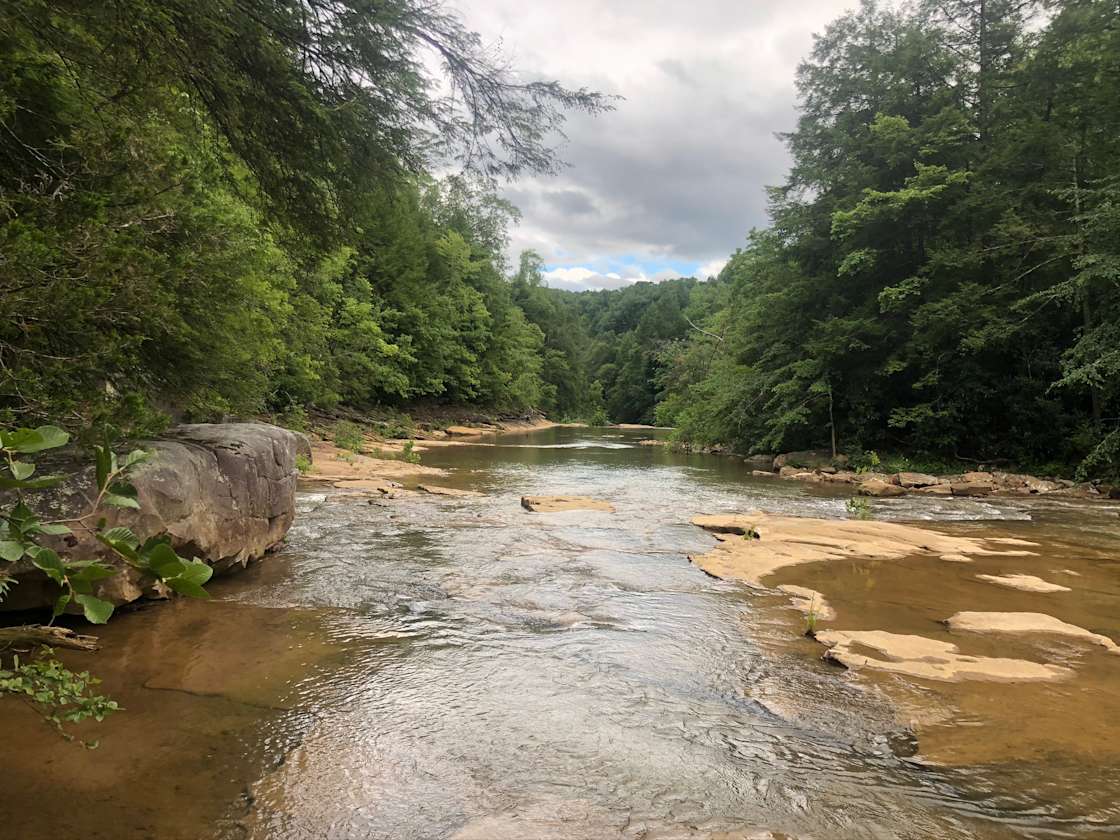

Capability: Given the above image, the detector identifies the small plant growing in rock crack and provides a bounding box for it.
[1,424,212,743]
[295,454,312,474]
[742,525,760,541]
[846,497,873,520]
[804,594,820,638]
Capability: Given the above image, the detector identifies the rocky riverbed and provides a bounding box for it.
[2,425,1118,839]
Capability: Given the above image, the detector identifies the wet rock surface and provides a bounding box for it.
[689,512,1034,585]
[520,495,615,512]
[816,629,1072,682]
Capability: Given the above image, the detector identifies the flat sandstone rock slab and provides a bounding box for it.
[521,495,615,513]
[815,629,1071,683]
[689,512,1036,585]
[945,611,1120,653]
[976,574,1071,593]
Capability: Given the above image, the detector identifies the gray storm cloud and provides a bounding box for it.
[459,0,858,288]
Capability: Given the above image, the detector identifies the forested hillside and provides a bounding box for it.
[660,0,1120,478]
[0,0,612,431]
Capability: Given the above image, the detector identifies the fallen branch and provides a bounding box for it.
[0,625,100,651]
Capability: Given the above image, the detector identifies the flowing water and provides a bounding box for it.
[3,427,1119,839]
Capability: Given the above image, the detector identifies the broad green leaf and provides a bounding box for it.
[38,523,72,536]
[140,535,170,553]
[74,594,114,624]
[164,577,210,599]
[102,493,141,509]
[122,449,149,469]
[163,559,212,599]
[145,542,184,578]
[0,474,64,491]
[96,532,140,563]
[9,461,34,480]
[2,426,70,454]
[52,591,72,619]
[69,562,116,583]
[178,560,213,586]
[109,481,137,499]
[30,548,66,584]
[0,539,26,562]
[100,527,139,549]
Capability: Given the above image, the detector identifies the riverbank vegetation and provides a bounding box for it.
[657,0,1120,479]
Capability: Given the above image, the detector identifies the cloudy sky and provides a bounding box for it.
[456,0,858,290]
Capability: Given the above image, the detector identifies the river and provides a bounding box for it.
[3,426,1118,839]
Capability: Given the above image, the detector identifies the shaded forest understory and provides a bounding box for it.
[2,0,1118,479]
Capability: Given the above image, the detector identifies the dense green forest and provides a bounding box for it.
[659,0,1120,478]
[0,0,616,429]
[3,0,1118,478]
[0,0,698,433]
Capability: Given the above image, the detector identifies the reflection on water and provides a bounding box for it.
[1,427,1118,839]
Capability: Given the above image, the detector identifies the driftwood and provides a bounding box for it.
[0,625,99,651]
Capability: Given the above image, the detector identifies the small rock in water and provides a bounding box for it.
[950,481,995,497]
[520,495,615,513]
[975,574,1071,593]
[858,479,906,497]
[894,471,939,488]
[417,484,482,497]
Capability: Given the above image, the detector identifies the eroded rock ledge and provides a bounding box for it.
[3,422,301,611]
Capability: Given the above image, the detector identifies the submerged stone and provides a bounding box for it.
[975,574,1072,593]
[945,611,1120,653]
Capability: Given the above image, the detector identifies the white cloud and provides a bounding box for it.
[542,263,697,291]
[457,0,860,272]
[697,258,728,279]
[542,266,629,291]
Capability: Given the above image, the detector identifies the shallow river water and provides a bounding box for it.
[3,427,1119,839]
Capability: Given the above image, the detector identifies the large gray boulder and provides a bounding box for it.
[2,423,300,611]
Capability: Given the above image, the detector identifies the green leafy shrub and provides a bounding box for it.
[402,440,422,464]
[295,454,312,473]
[380,413,415,439]
[332,421,365,453]
[852,450,881,474]
[278,404,310,433]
